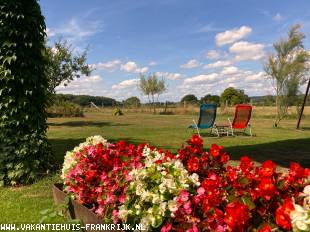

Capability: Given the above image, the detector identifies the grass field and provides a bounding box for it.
[1,108,310,223]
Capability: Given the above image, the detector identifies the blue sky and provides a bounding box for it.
[40,0,310,101]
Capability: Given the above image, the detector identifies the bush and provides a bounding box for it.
[47,101,84,117]
[113,107,124,116]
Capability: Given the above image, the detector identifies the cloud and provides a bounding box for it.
[273,13,283,22]
[111,79,140,90]
[91,60,121,72]
[206,50,221,60]
[55,75,103,95]
[215,26,252,46]
[221,66,239,75]
[204,60,233,69]
[47,17,103,43]
[177,66,272,98]
[121,61,148,73]
[229,41,265,61]
[180,59,202,69]
[183,73,220,85]
[148,61,157,66]
[196,23,220,33]
[155,72,182,80]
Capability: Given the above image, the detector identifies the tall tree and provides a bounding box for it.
[0,0,51,185]
[180,94,198,104]
[220,87,249,106]
[139,73,166,113]
[264,24,309,127]
[45,40,92,94]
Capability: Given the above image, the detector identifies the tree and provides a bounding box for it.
[124,97,140,107]
[45,40,92,93]
[200,94,220,105]
[180,94,198,104]
[264,24,309,127]
[0,0,51,185]
[139,73,166,113]
[220,87,249,106]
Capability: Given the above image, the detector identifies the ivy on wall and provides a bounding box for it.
[0,0,51,185]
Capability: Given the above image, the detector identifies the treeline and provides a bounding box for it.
[55,94,118,107]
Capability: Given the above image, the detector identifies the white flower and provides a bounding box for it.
[295,221,309,231]
[190,173,200,186]
[303,185,310,196]
[168,200,178,212]
[303,196,310,211]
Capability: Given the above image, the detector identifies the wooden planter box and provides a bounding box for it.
[53,184,119,232]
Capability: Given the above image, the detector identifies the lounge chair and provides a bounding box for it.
[228,104,253,136]
[188,103,219,137]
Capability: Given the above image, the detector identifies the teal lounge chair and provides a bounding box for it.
[188,103,219,137]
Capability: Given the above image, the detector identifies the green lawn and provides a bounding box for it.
[1,111,310,223]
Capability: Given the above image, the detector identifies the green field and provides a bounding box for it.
[1,110,310,223]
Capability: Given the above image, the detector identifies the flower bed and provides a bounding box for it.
[60,135,310,231]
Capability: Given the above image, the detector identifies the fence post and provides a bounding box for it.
[297,76,310,129]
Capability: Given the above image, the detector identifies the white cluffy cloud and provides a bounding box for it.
[155,72,182,80]
[229,41,265,61]
[180,59,202,69]
[221,66,239,75]
[111,79,140,90]
[183,73,220,84]
[91,60,121,72]
[121,61,148,73]
[206,50,221,60]
[204,60,233,69]
[215,26,252,46]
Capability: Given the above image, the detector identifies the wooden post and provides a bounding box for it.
[297,76,310,129]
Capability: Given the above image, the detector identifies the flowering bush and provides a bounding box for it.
[62,135,310,231]
[117,146,200,230]
[62,135,145,220]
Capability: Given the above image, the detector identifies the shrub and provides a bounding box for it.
[47,101,84,117]
[113,108,124,116]
[0,0,50,185]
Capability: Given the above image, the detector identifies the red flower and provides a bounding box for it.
[224,201,250,231]
[240,156,254,173]
[210,144,223,157]
[187,157,200,172]
[259,160,277,177]
[188,135,203,147]
[161,223,172,232]
[258,224,272,232]
[275,199,294,230]
[257,177,277,200]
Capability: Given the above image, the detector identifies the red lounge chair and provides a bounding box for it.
[228,104,253,136]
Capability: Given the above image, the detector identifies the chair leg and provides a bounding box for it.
[249,125,252,137]
[196,127,201,137]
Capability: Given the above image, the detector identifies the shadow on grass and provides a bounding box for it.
[48,121,130,127]
[226,137,310,168]
[48,136,310,171]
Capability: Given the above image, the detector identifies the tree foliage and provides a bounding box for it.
[264,24,310,126]
[139,74,166,113]
[124,96,141,107]
[180,94,198,104]
[0,0,51,185]
[46,40,92,93]
[55,94,117,107]
[200,94,220,105]
[220,87,249,106]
